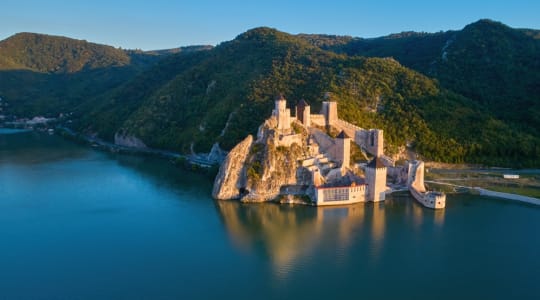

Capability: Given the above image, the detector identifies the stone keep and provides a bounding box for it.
[368,129,384,157]
[366,157,387,202]
[273,94,291,131]
[296,99,311,127]
[321,101,337,126]
[335,130,351,168]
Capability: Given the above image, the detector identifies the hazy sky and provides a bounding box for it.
[1,0,539,50]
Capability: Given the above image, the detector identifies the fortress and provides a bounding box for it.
[213,93,445,209]
[270,94,389,205]
[272,94,385,158]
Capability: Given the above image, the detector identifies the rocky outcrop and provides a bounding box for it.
[213,119,311,202]
[242,135,305,202]
[114,132,147,149]
[212,135,253,200]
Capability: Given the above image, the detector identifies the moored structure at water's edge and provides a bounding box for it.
[407,160,446,209]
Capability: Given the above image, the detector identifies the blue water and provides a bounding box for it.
[1,129,539,299]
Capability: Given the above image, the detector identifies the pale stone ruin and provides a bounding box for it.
[213,93,397,206]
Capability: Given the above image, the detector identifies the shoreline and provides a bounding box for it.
[3,126,539,205]
[55,126,218,168]
[473,188,540,205]
[1,126,220,177]
[425,180,540,205]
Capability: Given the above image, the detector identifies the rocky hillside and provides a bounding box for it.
[213,117,311,202]
[2,21,539,167]
[75,26,538,166]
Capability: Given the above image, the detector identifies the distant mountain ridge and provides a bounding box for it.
[145,45,214,56]
[0,32,133,73]
[1,20,539,167]
[302,19,540,133]
[0,32,211,117]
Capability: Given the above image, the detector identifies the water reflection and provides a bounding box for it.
[391,193,446,228]
[113,154,213,193]
[215,201,318,275]
[0,128,32,134]
[215,195,449,278]
[370,202,386,262]
[0,130,88,165]
[433,208,445,226]
[215,201,390,278]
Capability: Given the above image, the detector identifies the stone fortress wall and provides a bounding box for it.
[295,98,385,159]
[271,94,389,205]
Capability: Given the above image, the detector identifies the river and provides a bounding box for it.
[1,129,538,299]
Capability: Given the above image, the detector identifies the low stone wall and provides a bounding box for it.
[310,114,326,127]
[475,188,540,205]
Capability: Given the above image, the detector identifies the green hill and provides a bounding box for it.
[1,22,539,167]
[317,19,540,136]
[74,27,539,166]
[0,33,196,116]
[0,32,133,73]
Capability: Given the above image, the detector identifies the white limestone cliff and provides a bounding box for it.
[212,135,253,200]
[212,120,310,202]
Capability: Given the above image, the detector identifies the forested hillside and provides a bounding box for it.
[75,27,539,166]
[0,33,207,116]
[315,19,540,137]
[1,21,539,167]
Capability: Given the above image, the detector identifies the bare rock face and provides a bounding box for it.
[242,140,304,202]
[114,132,147,149]
[213,120,310,202]
[212,135,253,200]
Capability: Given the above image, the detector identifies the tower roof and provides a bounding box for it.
[367,156,386,168]
[336,130,350,139]
[275,93,286,101]
[297,98,309,107]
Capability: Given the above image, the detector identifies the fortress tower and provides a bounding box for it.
[335,130,351,169]
[368,129,384,156]
[273,94,291,131]
[365,157,387,202]
[321,101,337,127]
[296,99,311,127]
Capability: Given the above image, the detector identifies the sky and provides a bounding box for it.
[1,0,539,50]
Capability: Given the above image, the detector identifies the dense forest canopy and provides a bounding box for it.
[0,20,538,167]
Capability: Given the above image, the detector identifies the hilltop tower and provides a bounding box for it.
[335,130,351,169]
[366,157,387,202]
[296,99,311,127]
[321,101,337,126]
[272,94,291,131]
[367,129,384,156]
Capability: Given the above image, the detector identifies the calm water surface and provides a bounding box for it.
[1,129,538,299]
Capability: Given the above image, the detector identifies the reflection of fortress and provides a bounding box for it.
[215,196,446,278]
[271,94,390,205]
[215,201,385,276]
